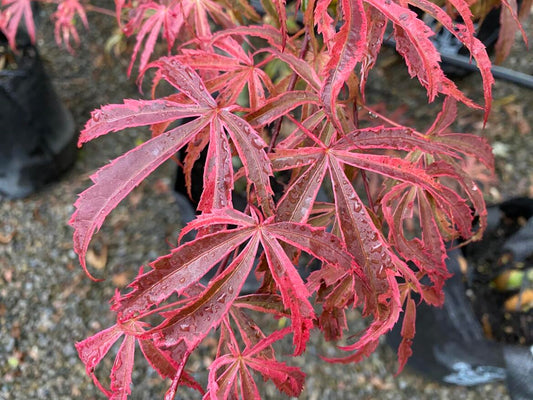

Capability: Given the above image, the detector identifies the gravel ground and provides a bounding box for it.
[1,5,532,400]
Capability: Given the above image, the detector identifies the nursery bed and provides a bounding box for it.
[0,4,532,399]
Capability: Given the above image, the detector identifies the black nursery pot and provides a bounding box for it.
[0,35,76,198]
[388,198,533,400]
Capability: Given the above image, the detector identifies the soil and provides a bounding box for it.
[0,2,532,400]
[463,202,533,346]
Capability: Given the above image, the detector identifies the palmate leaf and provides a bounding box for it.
[326,156,416,359]
[153,59,274,213]
[328,125,484,245]
[272,125,473,244]
[76,321,202,399]
[156,57,274,212]
[268,122,486,361]
[380,158,485,288]
[71,57,274,277]
[69,0,509,396]
[426,97,494,171]
[207,327,305,399]
[121,0,234,75]
[124,1,184,76]
[77,208,358,397]
[1,0,35,48]
[52,0,89,52]
[381,184,449,287]
[178,37,276,109]
[113,207,363,360]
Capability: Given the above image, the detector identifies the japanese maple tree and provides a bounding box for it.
[1,0,530,398]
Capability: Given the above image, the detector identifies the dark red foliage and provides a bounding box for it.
[2,0,528,398]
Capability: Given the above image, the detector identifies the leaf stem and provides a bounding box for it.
[360,104,403,129]
[267,30,310,153]
[84,4,116,18]
[285,114,326,147]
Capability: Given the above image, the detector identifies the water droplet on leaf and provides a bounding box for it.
[252,137,264,149]
[92,111,102,122]
[370,242,383,253]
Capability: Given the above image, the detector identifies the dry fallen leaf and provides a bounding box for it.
[86,243,108,270]
[370,376,394,390]
[0,231,15,244]
[504,289,533,312]
[3,268,13,283]
[112,271,131,287]
[457,255,468,275]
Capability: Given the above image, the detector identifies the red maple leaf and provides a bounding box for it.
[1,0,35,48]
[207,326,305,398]
[69,1,504,397]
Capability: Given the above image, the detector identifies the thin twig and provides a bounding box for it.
[267,30,310,153]
[359,103,405,129]
[84,4,116,18]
